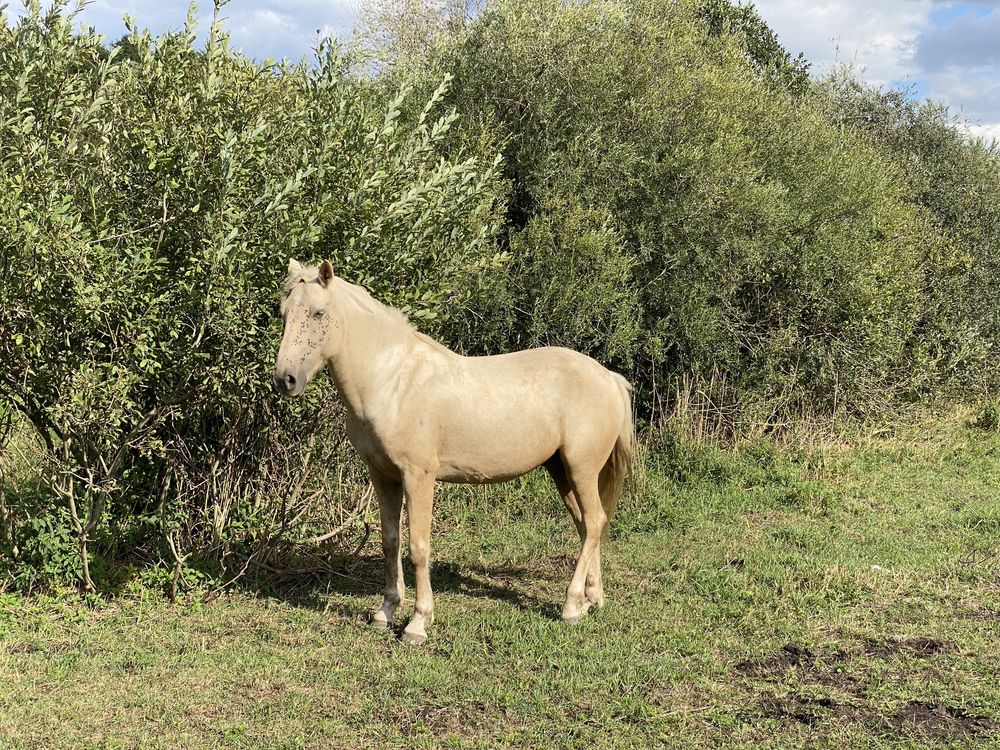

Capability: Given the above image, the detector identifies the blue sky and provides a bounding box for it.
[752,0,1000,140]
[5,1,999,140]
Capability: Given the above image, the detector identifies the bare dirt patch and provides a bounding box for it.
[736,642,815,675]
[866,636,954,658]
[740,640,998,741]
[737,636,955,682]
[758,695,999,740]
[887,700,999,738]
[736,643,851,680]
[759,695,867,727]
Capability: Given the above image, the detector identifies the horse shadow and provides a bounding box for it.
[238,551,564,623]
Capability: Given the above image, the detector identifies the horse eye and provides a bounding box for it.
[313,309,325,320]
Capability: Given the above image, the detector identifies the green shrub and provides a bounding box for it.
[0,3,502,591]
[460,198,641,366]
[816,77,1000,395]
[4,0,1000,591]
[415,0,946,420]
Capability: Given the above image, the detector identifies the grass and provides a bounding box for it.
[1,414,999,749]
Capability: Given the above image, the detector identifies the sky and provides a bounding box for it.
[751,0,1000,141]
[4,1,999,141]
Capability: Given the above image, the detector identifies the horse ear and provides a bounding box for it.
[287,258,303,274]
[318,260,335,287]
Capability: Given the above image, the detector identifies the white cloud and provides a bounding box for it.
[911,7,1000,148]
[221,0,359,60]
[750,0,933,83]
[6,0,359,60]
[9,1,205,41]
[923,65,1000,120]
[962,122,1000,143]
[751,1,1000,148]
[915,7,1000,68]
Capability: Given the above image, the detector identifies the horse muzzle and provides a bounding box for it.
[272,370,306,397]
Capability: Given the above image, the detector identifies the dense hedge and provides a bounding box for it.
[0,4,501,590]
[415,0,997,420]
[2,0,999,590]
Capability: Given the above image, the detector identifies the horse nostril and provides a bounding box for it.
[285,374,297,389]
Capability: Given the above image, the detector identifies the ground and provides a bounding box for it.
[1,416,998,749]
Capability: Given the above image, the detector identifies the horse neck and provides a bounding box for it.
[325,282,415,418]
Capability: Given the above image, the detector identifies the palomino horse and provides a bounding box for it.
[273,260,634,644]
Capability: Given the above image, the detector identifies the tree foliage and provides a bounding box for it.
[0,3,500,590]
[425,0,952,419]
[816,76,1000,394]
[3,0,1000,590]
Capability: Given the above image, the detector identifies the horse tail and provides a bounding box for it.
[599,373,634,540]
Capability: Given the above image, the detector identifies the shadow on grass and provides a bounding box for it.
[231,552,565,622]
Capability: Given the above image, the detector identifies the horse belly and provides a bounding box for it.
[434,400,560,484]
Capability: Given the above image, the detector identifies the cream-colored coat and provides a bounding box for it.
[274,260,634,644]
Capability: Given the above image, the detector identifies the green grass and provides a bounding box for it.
[1,416,999,749]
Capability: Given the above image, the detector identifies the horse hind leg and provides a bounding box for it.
[545,454,582,535]
[546,454,606,615]
[584,456,624,609]
[551,453,607,623]
[585,538,605,610]
[598,454,622,540]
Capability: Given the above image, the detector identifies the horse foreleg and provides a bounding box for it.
[371,474,404,628]
[402,470,435,645]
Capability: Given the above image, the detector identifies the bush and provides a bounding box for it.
[816,76,1000,395]
[0,3,503,591]
[5,0,1000,591]
[410,0,947,420]
[459,198,642,365]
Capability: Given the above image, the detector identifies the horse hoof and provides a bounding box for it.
[401,630,427,646]
[561,614,582,625]
[371,616,389,629]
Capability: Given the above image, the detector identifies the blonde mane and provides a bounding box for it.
[284,264,412,330]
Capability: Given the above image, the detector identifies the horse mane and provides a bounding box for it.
[284,264,413,331]
[339,280,459,358]
[415,330,456,356]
